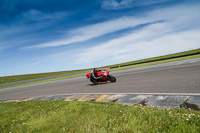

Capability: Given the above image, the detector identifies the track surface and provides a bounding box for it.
[0,59,200,100]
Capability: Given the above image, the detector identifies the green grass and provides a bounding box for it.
[109,48,200,68]
[0,101,200,132]
[0,69,91,84]
[110,54,200,72]
[0,73,86,89]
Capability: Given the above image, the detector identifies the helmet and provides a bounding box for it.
[93,68,98,73]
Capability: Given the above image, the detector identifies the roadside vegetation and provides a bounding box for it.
[0,73,86,89]
[0,48,200,89]
[109,48,200,68]
[0,101,200,132]
[110,54,200,71]
[0,69,91,85]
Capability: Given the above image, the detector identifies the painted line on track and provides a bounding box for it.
[51,93,200,96]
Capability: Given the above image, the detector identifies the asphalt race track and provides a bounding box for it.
[0,59,200,100]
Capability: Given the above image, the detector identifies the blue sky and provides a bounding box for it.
[0,0,200,76]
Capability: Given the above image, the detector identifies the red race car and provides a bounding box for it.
[86,69,116,85]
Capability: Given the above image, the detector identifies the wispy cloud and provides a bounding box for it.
[101,0,172,10]
[31,61,43,66]
[75,25,200,66]
[101,0,134,10]
[74,4,200,65]
[25,4,200,50]
[24,16,152,49]
[0,10,69,50]
[22,9,69,21]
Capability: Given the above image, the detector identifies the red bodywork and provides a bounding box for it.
[86,69,109,82]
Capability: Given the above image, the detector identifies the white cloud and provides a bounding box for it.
[30,61,43,66]
[25,4,200,49]
[0,10,69,50]
[102,0,134,10]
[22,4,200,68]
[101,0,172,10]
[23,10,68,21]
[25,16,151,48]
[75,25,200,66]
[74,5,200,65]
[0,10,69,37]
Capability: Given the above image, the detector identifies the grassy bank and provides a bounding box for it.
[0,73,86,89]
[0,101,200,132]
[110,54,200,72]
[109,48,200,68]
[0,69,91,85]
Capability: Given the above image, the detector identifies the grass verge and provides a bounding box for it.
[110,54,200,72]
[109,48,200,68]
[0,73,86,89]
[0,69,91,84]
[0,101,200,132]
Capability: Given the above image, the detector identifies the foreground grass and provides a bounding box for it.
[0,101,200,132]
